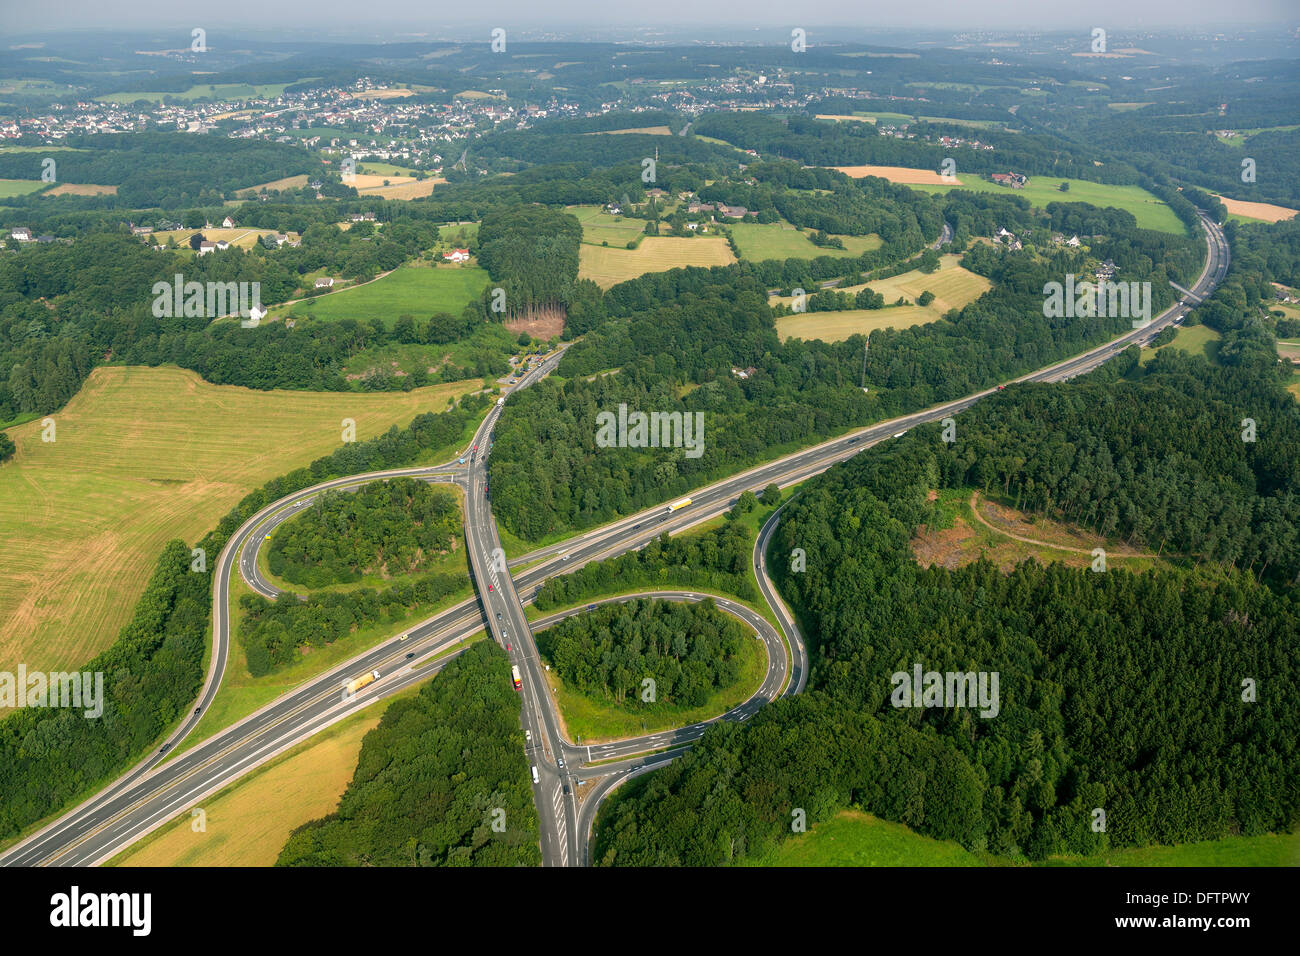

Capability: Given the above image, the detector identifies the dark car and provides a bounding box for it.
[405,653,415,659]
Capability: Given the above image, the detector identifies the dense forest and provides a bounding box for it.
[267,478,461,588]
[487,218,1198,542]
[277,641,540,867]
[592,312,1300,865]
[537,598,747,708]
[0,133,316,209]
[475,205,583,320]
[239,570,466,675]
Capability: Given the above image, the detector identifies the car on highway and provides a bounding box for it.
[405,653,414,659]
[488,583,494,591]
[526,730,532,742]
[557,756,565,769]
[531,765,539,784]
[458,457,466,464]
[398,634,408,641]
[194,707,201,714]
[496,612,502,620]
[633,523,641,530]
[587,604,597,610]
[997,384,1007,391]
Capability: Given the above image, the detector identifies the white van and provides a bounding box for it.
[531,765,539,784]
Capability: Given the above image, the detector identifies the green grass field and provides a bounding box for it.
[97,83,293,104]
[907,175,1186,235]
[774,254,992,342]
[0,366,477,674]
[1141,323,1222,365]
[285,263,489,326]
[729,221,883,262]
[568,204,649,247]
[748,808,1299,866]
[0,179,46,199]
[747,810,983,866]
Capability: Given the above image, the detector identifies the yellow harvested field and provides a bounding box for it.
[775,254,992,342]
[349,88,415,100]
[359,178,443,199]
[831,165,965,185]
[1216,194,1298,223]
[42,183,118,197]
[109,705,385,867]
[586,126,672,136]
[0,366,477,673]
[235,174,309,196]
[579,236,736,288]
[151,227,282,249]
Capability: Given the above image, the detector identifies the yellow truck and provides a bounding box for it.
[345,669,381,696]
[666,497,692,513]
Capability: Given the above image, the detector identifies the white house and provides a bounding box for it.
[10,227,32,242]
[315,277,335,289]
[221,216,236,228]
[197,241,216,255]
[442,248,470,262]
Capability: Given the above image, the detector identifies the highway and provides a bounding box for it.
[0,211,1228,868]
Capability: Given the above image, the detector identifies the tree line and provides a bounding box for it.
[277,641,540,867]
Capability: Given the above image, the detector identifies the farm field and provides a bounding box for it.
[569,204,648,246]
[96,83,293,104]
[903,174,1186,234]
[42,183,117,197]
[234,174,309,196]
[285,263,489,325]
[1214,194,1298,223]
[730,221,883,261]
[109,692,408,867]
[0,179,45,198]
[773,253,992,342]
[578,236,735,288]
[152,226,282,250]
[586,125,672,136]
[831,164,962,185]
[0,366,478,673]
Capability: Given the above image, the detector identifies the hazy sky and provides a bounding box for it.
[3,0,1296,37]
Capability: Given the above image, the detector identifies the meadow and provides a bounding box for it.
[745,809,1298,866]
[0,179,46,199]
[578,236,735,288]
[729,221,883,262]
[0,366,477,673]
[285,262,489,326]
[773,254,992,342]
[569,204,650,247]
[902,174,1186,234]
